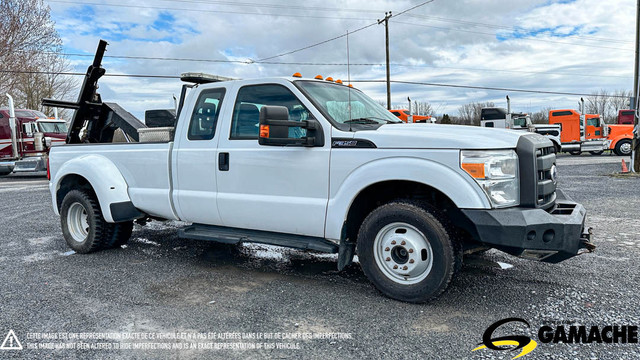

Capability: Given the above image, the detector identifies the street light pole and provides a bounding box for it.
[378,11,392,110]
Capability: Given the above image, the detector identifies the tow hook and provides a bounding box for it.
[578,227,596,254]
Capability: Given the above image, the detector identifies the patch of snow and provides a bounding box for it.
[496,261,514,270]
[134,237,161,246]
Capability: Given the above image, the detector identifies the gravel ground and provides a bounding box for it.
[0,155,638,359]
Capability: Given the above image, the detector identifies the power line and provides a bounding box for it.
[255,0,436,62]
[352,79,631,98]
[47,0,376,21]
[36,52,630,79]
[1,69,629,97]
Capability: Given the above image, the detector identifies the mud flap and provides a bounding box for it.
[337,223,355,271]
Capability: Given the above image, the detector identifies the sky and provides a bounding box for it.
[46,0,637,119]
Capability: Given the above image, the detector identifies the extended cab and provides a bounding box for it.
[46,41,594,303]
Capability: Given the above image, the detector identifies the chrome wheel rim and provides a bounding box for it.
[621,142,632,155]
[67,202,89,243]
[373,222,433,285]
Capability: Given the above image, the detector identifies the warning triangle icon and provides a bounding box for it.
[0,330,23,350]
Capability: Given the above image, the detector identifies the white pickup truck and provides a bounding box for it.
[46,42,594,303]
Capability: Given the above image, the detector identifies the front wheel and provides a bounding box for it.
[60,190,107,253]
[357,201,455,303]
[614,139,632,156]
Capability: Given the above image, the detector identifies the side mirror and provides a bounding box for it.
[258,105,323,147]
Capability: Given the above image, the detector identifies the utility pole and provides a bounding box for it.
[633,0,640,172]
[378,11,392,110]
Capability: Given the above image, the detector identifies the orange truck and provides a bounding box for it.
[389,109,434,123]
[548,106,608,155]
[549,107,633,155]
[606,124,633,156]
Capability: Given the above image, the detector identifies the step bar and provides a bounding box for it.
[178,224,339,253]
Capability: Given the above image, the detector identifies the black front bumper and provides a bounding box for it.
[461,190,594,263]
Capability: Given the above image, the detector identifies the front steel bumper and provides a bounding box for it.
[461,190,594,263]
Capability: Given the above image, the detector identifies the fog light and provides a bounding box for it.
[543,230,555,243]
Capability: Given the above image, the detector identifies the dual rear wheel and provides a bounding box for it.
[60,190,133,253]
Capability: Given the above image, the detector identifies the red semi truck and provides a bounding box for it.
[617,109,635,125]
[0,94,67,175]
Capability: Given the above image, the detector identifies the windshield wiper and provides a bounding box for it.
[345,117,402,124]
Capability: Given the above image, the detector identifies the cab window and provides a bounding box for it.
[188,88,225,140]
[587,118,600,127]
[230,84,311,139]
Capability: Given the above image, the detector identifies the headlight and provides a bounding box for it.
[460,150,519,208]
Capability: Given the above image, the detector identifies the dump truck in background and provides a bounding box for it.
[0,94,67,175]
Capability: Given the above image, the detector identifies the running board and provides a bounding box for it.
[178,224,339,253]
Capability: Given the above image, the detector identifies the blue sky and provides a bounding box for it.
[47,0,636,118]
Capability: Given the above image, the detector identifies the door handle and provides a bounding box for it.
[218,152,229,171]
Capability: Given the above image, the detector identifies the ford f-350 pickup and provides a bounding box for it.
[46,41,594,303]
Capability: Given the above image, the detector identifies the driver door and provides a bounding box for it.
[215,82,330,237]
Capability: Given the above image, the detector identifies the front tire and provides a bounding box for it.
[357,201,455,303]
[614,139,632,156]
[60,190,108,253]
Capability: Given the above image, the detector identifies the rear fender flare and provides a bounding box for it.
[51,154,134,223]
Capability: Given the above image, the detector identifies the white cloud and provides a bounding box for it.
[48,0,636,118]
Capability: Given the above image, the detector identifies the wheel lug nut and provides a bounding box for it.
[409,259,415,264]
[402,266,408,270]
[391,240,396,245]
[386,257,391,261]
[408,249,414,253]
[393,265,398,269]
[401,241,406,245]
[385,247,390,251]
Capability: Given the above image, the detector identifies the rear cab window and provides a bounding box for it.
[188,88,225,140]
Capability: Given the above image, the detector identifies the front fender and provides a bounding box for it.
[324,156,491,241]
[609,134,631,149]
[51,154,135,223]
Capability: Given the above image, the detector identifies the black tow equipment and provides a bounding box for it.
[42,40,146,144]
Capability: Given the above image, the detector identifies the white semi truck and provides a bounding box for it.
[481,96,564,153]
[46,41,594,303]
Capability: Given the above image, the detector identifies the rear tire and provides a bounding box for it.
[357,201,455,303]
[60,190,107,253]
[569,150,582,156]
[589,150,603,156]
[614,139,632,156]
[104,221,134,248]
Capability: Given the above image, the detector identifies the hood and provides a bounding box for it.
[355,123,527,149]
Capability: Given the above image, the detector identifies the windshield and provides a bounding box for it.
[587,117,601,126]
[513,117,527,127]
[38,121,68,133]
[295,80,401,127]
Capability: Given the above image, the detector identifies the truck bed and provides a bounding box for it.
[49,142,176,220]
